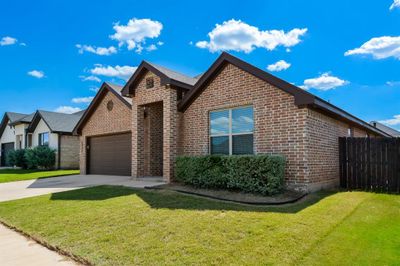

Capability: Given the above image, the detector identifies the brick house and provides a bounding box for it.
[74,82,132,175]
[75,52,389,191]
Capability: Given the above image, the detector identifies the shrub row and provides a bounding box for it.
[7,146,56,170]
[175,155,285,195]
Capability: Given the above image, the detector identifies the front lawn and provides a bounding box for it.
[0,169,80,183]
[0,186,399,265]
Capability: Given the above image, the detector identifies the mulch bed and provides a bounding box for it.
[146,183,307,205]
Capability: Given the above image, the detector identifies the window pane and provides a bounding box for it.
[232,107,254,134]
[232,134,253,155]
[210,110,229,135]
[43,133,49,146]
[211,136,229,155]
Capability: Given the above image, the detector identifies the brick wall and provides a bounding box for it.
[181,63,374,191]
[143,102,163,176]
[181,63,309,186]
[131,71,177,181]
[305,109,374,190]
[60,135,79,169]
[79,90,131,174]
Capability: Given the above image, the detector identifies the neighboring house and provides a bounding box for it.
[27,110,84,169]
[370,121,400,137]
[0,109,84,169]
[74,82,132,175]
[0,112,34,166]
[75,52,389,192]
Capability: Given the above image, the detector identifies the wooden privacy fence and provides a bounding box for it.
[339,137,400,193]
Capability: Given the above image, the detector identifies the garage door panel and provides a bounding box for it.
[88,133,131,176]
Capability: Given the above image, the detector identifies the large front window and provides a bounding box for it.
[210,106,254,155]
[38,132,49,146]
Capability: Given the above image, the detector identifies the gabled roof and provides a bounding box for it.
[370,121,400,137]
[9,112,35,126]
[146,62,199,86]
[74,82,132,134]
[121,61,200,96]
[0,112,29,139]
[5,112,29,123]
[28,110,85,134]
[177,52,390,137]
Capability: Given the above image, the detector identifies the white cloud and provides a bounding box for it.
[146,44,157,51]
[301,73,348,91]
[386,81,400,86]
[79,75,101,82]
[195,19,307,53]
[90,64,137,80]
[0,36,17,46]
[27,70,45,79]
[267,60,291,72]
[54,106,82,114]
[379,114,400,126]
[89,86,100,93]
[76,44,117,56]
[72,96,94,104]
[110,18,163,53]
[345,36,400,60]
[390,0,400,10]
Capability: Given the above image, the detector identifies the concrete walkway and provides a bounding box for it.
[0,223,78,266]
[0,174,165,202]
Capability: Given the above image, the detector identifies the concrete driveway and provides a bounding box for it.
[0,175,165,202]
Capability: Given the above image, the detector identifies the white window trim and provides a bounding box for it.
[209,105,254,155]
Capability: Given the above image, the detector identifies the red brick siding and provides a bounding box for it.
[79,90,131,174]
[131,71,178,181]
[181,63,309,186]
[181,63,375,191]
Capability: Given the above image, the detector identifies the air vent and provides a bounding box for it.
[146,77,154,89]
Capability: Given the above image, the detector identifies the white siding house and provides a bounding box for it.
[0,110,84,168]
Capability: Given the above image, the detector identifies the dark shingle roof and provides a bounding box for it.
[6,112,29,123]
[105,82,131,104]
[370,121,400,137]
[9,112,35,125]
[145,62,200,86]
[35,110,85,133]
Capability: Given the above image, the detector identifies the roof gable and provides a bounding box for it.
[178,52,315,111]
[73,82,132,134]
[0,112,30,139]
[0,114,10,139]
[28,110,85,134]
[121,61,198,96]
[177,52,389,137]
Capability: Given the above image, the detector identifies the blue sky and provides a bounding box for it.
[1,0,400,129]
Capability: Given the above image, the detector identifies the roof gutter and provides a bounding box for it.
[311,98,391,137]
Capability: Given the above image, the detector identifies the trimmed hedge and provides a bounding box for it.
[175,155,285,195]
[6,149,28,169]
[25,146,56,170]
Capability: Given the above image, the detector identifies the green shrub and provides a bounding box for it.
[175,155,285,195]
[25,146,56,170]
[6,149,28,169]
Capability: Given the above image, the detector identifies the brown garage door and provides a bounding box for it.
[88,133,131,176]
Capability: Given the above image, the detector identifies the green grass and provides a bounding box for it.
[0,169,80,183]
[0,186,399,265]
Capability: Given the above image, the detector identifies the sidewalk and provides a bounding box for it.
[0,223,78,266]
